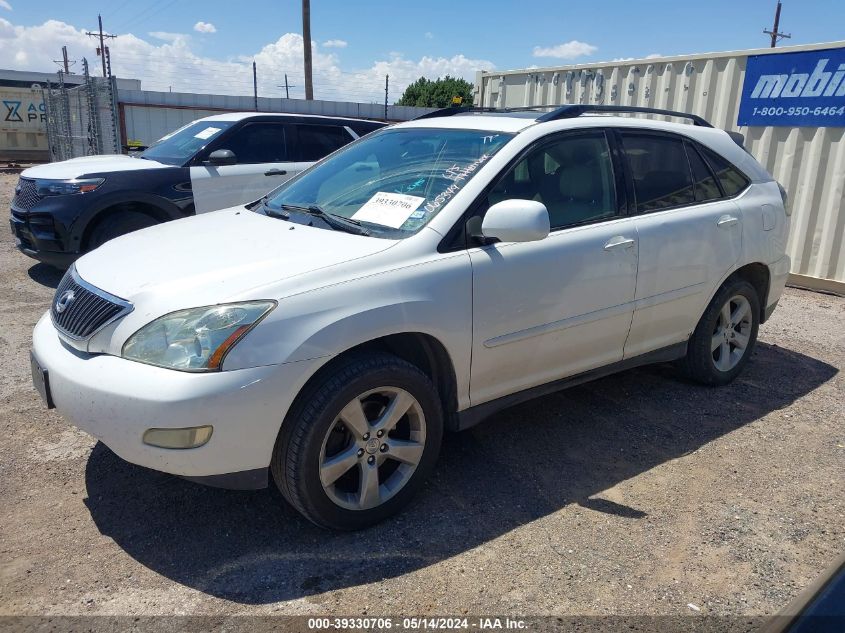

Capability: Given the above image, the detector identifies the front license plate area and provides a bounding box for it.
[30,351,55,409]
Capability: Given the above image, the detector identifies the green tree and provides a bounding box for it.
[396,75,474,108]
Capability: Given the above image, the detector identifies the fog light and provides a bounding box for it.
[143,425,213,449]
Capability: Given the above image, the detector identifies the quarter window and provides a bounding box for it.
[620,133,696,212]
[487,131,617,230]
[699,146,750,197]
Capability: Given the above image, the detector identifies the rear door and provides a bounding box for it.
[619,131,744,358]
[190,121,295,212]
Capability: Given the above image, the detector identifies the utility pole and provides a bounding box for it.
[277,75,296,100]
[53,46,76,74]
[763,1,791,48]
[302,0,314,100]
[85,14,118,78]
[253,61,258,111]
[384,75,389,121]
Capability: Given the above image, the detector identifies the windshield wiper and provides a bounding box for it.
[279,203,370,236]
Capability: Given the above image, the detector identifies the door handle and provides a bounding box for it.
[716,215,739,228]
[604,236,636,251]
[264,169,288,176]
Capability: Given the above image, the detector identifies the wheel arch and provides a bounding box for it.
[81,201,168,250]
[293,332,460,431]
[724,262,771,323]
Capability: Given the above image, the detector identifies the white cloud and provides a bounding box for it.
[193,21,216,34]
[645,53,663,59]
[0,18,494,103]
[0,1,12,11]
[532,40,597,59]
[424,32,433,40]
[322,39,346,48]
[149,31,187,43]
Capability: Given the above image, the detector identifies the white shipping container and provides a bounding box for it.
[475,41,845,292]
[0,86,48,161]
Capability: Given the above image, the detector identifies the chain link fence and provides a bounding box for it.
[42,59,120,162]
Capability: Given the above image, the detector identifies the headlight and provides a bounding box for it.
[35,178,105,196]
[122,301,276,371]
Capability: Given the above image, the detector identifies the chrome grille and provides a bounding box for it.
[51,267,132,341]
[11,178,41,211]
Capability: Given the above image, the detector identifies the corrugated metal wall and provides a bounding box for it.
[475,41,845,288]
[119,89,435,146]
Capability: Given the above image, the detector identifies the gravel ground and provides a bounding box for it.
[0,172,843,618]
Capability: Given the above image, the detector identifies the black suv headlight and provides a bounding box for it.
[35,178,105,196]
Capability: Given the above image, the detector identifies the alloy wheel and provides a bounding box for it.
[711,294,753,372]
[318,387,426,511]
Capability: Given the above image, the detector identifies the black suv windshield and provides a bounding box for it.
[140,120,235,166]
[264,127,513,237]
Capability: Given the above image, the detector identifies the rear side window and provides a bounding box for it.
[295,124,351,161]
[686,143,722,203]
[620,133,696,212]
[699,146,750,197]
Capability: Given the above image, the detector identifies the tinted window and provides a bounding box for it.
[621,133,696,212]
[687,143,722,203]
[295,124,351,161]
[700,146,750,197]
[217,122,288,164]
[487,131,617,229]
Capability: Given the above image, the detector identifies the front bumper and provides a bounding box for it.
[32,313,325,486]
[10,209,79,269]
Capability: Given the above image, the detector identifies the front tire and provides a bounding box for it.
[681,279,760,385]
[271,353,443,530]
[88,211,159,249]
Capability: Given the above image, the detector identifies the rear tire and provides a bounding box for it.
[681,279,760,386]
[271,352,443,530]
[88,211,159,249]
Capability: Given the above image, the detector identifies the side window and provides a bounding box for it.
[486,131,617,230]
[699,146,750,197]
[217,123,288,164]
[295,124,351,161]
[686,142,722,203]
[620,133,696,212]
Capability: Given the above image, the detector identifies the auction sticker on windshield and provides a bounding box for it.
[352,192,425,228]
[194,126,221,140]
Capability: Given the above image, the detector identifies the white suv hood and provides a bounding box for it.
[22,155,169,179]
[74,208,396,310]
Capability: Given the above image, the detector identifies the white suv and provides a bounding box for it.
[31,105,791,530]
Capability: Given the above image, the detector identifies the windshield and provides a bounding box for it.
[140,120,235,166]
[264,127,513,237]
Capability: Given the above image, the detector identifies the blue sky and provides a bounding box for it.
[2,0,844,101]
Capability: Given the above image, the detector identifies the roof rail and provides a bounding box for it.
[413,105,568,120]
[535,105,714,127]
[413,106,498,120]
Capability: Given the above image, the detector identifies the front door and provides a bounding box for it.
[190,122,297,212]
[469,130,639,406]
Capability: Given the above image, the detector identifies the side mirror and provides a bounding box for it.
[480,199,550,243]
[206,149,237,166]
